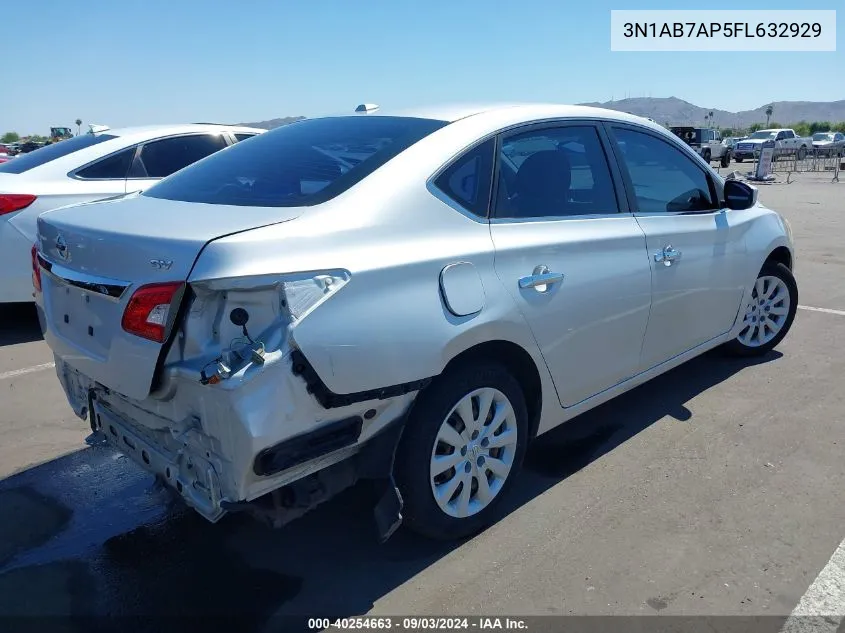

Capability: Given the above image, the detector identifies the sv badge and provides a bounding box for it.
[150,259,174,271]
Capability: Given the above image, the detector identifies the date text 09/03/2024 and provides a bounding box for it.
[622,22,822,39]
[307,617,529,630]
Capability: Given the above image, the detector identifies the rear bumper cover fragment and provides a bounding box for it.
[290,349,432,409]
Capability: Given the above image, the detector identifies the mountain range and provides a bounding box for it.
[242,98,845,130]
[576,97,845,128]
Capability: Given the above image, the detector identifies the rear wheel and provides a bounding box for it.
[797,146,807,160]
[722,262,797,357]
[720,151,731,168]
[395,362,528,540]
[735,156,744,163]
[702,149,711,163]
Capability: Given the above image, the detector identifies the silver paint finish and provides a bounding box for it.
[34,104,795,519]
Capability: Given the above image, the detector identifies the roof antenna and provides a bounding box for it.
[355,103,380,114]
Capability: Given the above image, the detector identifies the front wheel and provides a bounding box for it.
[722,262,798,357]
[720,152,731,168]
[702,149,711,163]
[735,156,744,163]
[797,146,807,160]
[394,362,528,540]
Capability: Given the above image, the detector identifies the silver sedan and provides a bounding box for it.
[33,103,798,541]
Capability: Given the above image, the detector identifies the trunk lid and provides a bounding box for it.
[36,193,302,400]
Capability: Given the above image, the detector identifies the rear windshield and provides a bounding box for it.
[143,116,448,207]
[0,134,117,174]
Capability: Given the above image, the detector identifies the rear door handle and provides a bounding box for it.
[519,265,565,290]
[654,245,682,266]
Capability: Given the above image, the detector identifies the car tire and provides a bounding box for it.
[722,261,798,358]
[702,149,711,163]
[735,157,744,163]
[394,361,528,541]
[720,152,731,168]
[797,146,807,160]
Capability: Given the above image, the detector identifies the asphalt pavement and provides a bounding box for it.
[1,171,843,633]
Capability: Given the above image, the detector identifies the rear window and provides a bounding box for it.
[143,116,448,207]
[0,134,117,174]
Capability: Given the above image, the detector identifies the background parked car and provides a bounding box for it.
[0,123,264,303]
[669,126,731,167]
[733,128,813,162]
[811,132,845,157]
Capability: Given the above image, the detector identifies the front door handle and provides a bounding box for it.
[654,245,682,266]
[519,265,565,290]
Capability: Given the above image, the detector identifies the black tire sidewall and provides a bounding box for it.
[724,262,798,357]
[394,362,529,540]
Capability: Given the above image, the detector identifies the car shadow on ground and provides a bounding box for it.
[0,349,782,632]
[0,302,42,346]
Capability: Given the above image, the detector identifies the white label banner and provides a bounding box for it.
[611,10,836,52]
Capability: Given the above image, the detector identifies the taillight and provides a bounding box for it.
[31,244,42,293]
[121,282,185,343]
[0,194,37,216]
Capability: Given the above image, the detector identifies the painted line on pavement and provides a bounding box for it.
[799,305,845,317]
[781,538,845,632]
[0,362,55,381]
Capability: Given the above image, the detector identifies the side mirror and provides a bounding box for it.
[723,179,758,210]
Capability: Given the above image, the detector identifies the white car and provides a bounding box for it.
[1,123,264,303]
[34,104,797,541]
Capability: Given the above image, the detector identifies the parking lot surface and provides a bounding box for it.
[1,172,843,631]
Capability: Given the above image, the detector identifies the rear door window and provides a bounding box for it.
[235,133,259,142]
[0,134,117,174]
[137,134,229,178]
[144,116,448,207]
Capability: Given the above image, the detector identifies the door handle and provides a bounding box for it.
[519,265,565,290]
[654,245,682,266]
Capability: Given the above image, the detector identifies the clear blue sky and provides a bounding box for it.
[3,0,842,133]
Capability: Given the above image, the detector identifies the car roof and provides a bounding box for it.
[104,123,265,141]
[339,102,664,128]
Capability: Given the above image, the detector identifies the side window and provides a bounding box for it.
[775,132,786,141]
[612,128,715,214]
[493,125,618,219]
[433,138,494,217]
[235,133,258,142]
[836,134,844,142]
[75,147,136,179]
[137,134,229,178]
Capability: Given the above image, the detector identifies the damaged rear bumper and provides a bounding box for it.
[56,349,414,539]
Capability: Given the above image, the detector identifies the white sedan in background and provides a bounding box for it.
[0,123,264,303]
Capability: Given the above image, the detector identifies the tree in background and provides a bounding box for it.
[792,121,811,137]
[749,123,764,133]
[765,105,774,126]
[1,132,20,143]
[75,118,82,135]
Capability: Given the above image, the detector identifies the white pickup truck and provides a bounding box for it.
[733,128,813,162]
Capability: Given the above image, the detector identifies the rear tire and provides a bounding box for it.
[735,157,744,163]
[720,152,731,168]
[702,149,711,163]
[394,362,528,540]
[722,262,798,357]
[797,146,807,160]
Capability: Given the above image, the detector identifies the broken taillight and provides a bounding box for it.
[31,244,42,293]
[121,282,184,343]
